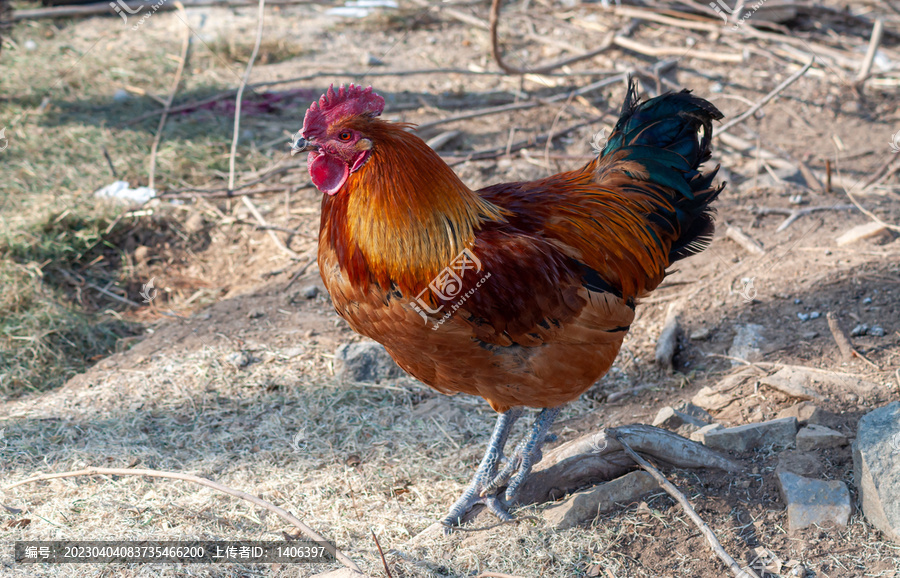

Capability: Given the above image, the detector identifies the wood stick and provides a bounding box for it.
[725,225,765,255]
[2,467,362,572]
[655,301,683,370]
[613,432,760,578]
[11,0,331,21]
[749,205,856,232]
[856,19,885,85]
[227,0,265,193]
[826,312,856,361]
[414,74,624,134]
[489,0,616,75]
[719,56,814,134]
[147,2,190,191]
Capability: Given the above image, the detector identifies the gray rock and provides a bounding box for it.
[728,324,766,366]
[225,351,253,368]
[776,450,824,478]
[796,424,847,451]
[703,417,798,453]
[689,327,711,341]
[543,471,658,529]
[652,407,709,431]
[776,470,851,531]
[335,341,403,383]
[690,423,722,444]
[870,325,886,337]
[853,402,900,543]
[674,402,713,423]
[776,401,838,427]
[301,285,319,299]
[851,324,869,337]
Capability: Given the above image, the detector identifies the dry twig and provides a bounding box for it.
[372,531,394,578]
[613,432,760,578]
[719,56,814,135]
[147,1,190,191]
[2,467,362,572]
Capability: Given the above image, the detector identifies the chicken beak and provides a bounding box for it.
[290,136,318,156]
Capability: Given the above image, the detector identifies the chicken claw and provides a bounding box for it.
[442,406,563,531]
[483,407,562,502]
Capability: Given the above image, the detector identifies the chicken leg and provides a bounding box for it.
[442,406,562,529]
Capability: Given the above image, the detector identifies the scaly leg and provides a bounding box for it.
[441,407,523,529]
[483,406,562,502]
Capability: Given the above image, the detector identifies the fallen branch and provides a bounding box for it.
[749,205,856,232]
[2,467,362,573]
[11,0,331,20]
[718,56,814,135]
[725,225,765,255]
[855,19,885,86]
[516,424,740,505]
[147,1,190,191]
[826,312,880,369]
[489,0,616,75]
[413,74,625,134]
[613,432,760,578]
[655,301,683,369]
[228,0,265,194]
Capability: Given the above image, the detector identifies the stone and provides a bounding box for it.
[335,341,403,383]
[702,417,798,453]
[796,424,847,451]
[691,368,756,411]
[302,285,319,299]
[776,401,838,427]
[853,402,900,543]
[674,402,713,423]
[776,471,851,531]
[689,327,711,341]
[225,351,253,369]
[543,471,658,529]
[776,450,824,478]
[728,323,766,365]
[760,367,825,401]
[835,222,889,246]
[690,423,722,444]
[652,407,709,431]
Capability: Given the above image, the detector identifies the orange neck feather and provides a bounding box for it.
[321,119,505,292]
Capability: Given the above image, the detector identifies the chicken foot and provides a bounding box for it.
[441,407,523,530]
[442,406,563,530]
[483,406,562,502]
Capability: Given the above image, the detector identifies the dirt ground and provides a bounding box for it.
[2,0,900,576]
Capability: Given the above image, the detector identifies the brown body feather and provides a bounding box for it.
[318,116,712,412]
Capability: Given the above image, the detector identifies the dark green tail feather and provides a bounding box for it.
[601,79,725,263]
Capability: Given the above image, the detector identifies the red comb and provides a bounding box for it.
[302,84,385,138]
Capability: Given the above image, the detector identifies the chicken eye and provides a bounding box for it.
[338,131,352,141]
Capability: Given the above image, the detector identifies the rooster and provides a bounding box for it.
[291,81,724,528]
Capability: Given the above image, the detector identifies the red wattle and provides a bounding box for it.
[308,152,349,195]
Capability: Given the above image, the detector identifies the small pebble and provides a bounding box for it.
[361,52,384,66]
[809,311,820,320]
[710,82,723,93]
[850,324,869,337]
[225,351,252,368]
[794,298,802,305]
[824,250,832,256]
[870,325,886,337]
[302,285,319,299]
[797,313,810,321]
[24,39,37,51]
[247,309,264,319]
[113,88,130,102]
[863,297,873,304]
[789,194,804,205]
